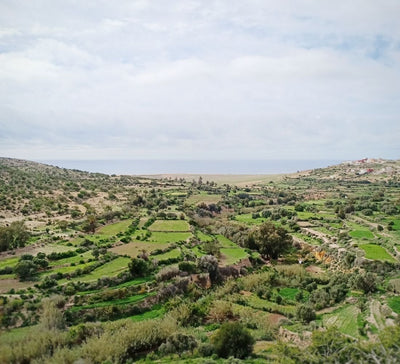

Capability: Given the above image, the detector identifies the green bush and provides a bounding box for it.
[211,322,254,359]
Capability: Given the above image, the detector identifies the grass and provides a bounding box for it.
[110,241,170,257]
[152,248,181,261]
[185,193,222,205]
[0,325,35,345]
[78,276,152,295]
[70,292,152,311]
[220,248,248,265]
[322,305,360,338]
[98,219,133,236]
[148,220,190,232]
[0,256,19,269]
[148,232,192,244]
[59,257,130,284]
[359,244,396,262]
[279,288,300,301]
[196,231,214,242]
[216,235,237,248]
[292,232,322,246]
[48,251,93,267]
[350,230,374,239]
[235,214,266,225]
[130,305,165,322]
[388,296,400,314]
[42,261,96,277]
[246,294,296,316]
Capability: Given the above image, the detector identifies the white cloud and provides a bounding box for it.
[0,1,399,161]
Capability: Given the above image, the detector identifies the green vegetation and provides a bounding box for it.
[359,244,396,262]
[1,157,400,363]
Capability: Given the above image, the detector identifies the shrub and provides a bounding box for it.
[211,322,254,359]
[128,258,148,278]
[155,266,180,282]
[158,333,197,357]
[296,304,316,323]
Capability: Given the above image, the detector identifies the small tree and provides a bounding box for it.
[158,333,197,357]
[296,304,316,323]
[353,272,377,294]
[211,322,254,359]
[14,260,38,281]
[197,255,220,284]
[249,221,292,260]
[128,258,148,277]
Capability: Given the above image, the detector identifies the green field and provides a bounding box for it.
[235,214,266,225]
[0,256,19,269]
[98,219,133,236]
[196,231,214,242]
[148,231,192,244]
[59,257,131,284]
[148,220,190,232]
[322,305,360,337]
[185,193,222,205]
[216,235,237,248]
[130,306,165,322]
[110,241,170,257]
[388,296,400,314]
[359,244,396,262]
[220,248,248,265]
[152,248,181,261]
[350,230,374,239]
[70,292,151,312]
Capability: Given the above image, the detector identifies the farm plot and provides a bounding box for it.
[110,241,170,257]
[148,231,192,244]
[69,292,152,312]
[148,220,190,232]
[359,244,396,262]
[98,219,133,236]
[220,248,248,266]
[322,305,360,337]
[350,230,374,239]
[235,213,266,225]
[185,193,222,205]
[388,296,400,314]
[59,257,131,284]
[196,231,214,242]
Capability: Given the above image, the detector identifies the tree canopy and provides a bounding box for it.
[248,221,292,259]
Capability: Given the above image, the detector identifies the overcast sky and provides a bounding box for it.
[1,1,399,161]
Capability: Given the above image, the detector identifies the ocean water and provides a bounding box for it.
[38,159,342,175]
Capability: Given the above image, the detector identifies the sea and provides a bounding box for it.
[38,159,342,175]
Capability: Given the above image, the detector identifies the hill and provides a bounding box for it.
[0,157,399,363]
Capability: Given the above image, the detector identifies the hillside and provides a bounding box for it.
[0,157,399,363]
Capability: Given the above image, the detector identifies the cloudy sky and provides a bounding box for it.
[1,1,399,161]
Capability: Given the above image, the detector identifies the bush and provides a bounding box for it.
[296,304,316,323]
[158,333,197,357]
[211,322,254,359]
[128,258,148,278]
[178,261,196,274]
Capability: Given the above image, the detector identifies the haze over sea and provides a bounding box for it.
[38,160,342,175]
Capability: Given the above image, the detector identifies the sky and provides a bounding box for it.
[1,0,400,161]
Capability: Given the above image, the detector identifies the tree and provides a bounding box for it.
[296,304,316,323]
[158,333,197,357]
[40,297,65,330]
[197,255,220,284]
[128,258,148,277]
[353,272,377,294]
[248,221,292,260]
[0,221,30,251]
[14,260,38,281]
[83,215,97,234]
[211,322,254,359]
